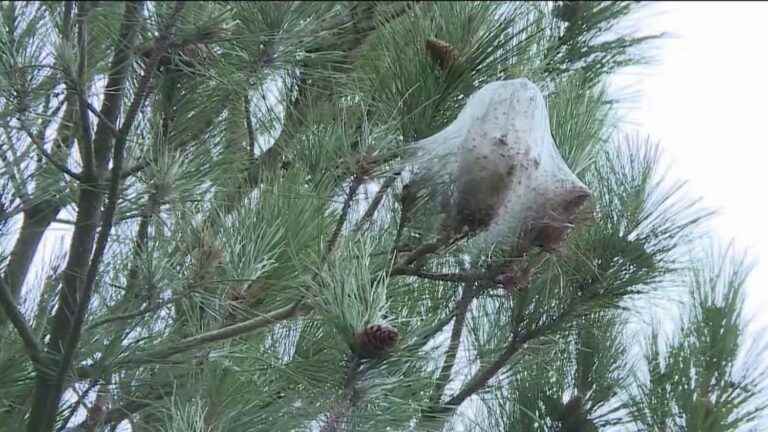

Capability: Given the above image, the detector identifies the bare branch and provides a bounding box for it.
[327,175,364,254]
[389,268,492,284]
[86,298,174,331]
[243,94,256,155]
[120,160,148,179]
[353,173,398,233]
[428,284,475,408]
[392,239,446,269]
[21,125,82,181]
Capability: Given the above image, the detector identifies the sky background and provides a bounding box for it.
[611,1,768,340]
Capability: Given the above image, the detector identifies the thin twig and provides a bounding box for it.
[83,99,119,138]
[115,302,300,367]
[393,239,445,269]
[74,4,95,174]
[320,355,363,432]
[243,94,256,155]
[120,160,148,179]
[0,279,45,368]
[86,298,174,331]
[403,312,457,354]
[327,175,364,255]
[352,173,398,233]
[428,283,475,408]
[389,268,492,284]
[21,125,82,181]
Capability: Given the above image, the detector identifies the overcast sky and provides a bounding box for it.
[611,1,768,340]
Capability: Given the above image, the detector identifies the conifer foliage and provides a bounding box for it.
[0,2,764,431]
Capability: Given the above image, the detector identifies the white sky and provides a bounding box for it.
[612,1,768,338]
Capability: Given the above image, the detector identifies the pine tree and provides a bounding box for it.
[0,2,765,432]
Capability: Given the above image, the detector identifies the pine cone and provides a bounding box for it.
[530,220,574,253]
[425,38,459,72]
[495,266,531,293]
[353,324,400,358]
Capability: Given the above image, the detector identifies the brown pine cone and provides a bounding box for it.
[353,324,400,358]
[530,220,574,253]
[425,38,459,72]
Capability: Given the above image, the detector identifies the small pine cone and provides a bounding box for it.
[224,288,248,322]
[425,38,459,72]
[529,220,574,253]
[495,267,531,293]
[353,324,399,358]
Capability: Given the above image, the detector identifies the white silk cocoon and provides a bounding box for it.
[412,79,591,252]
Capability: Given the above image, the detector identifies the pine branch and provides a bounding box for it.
[229,3,414,217]
[25,3,170,430]
[439,334,528,413]
[55,379,98,432]
[87,179,163,353]
[390,233,464,271]
[76,300,304,382]
[394,241,443,268]
[74,367,200,429]
[432,298,585,417]
[63,0,184,391]
[0,104,77,330]
[0,203,22,222]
